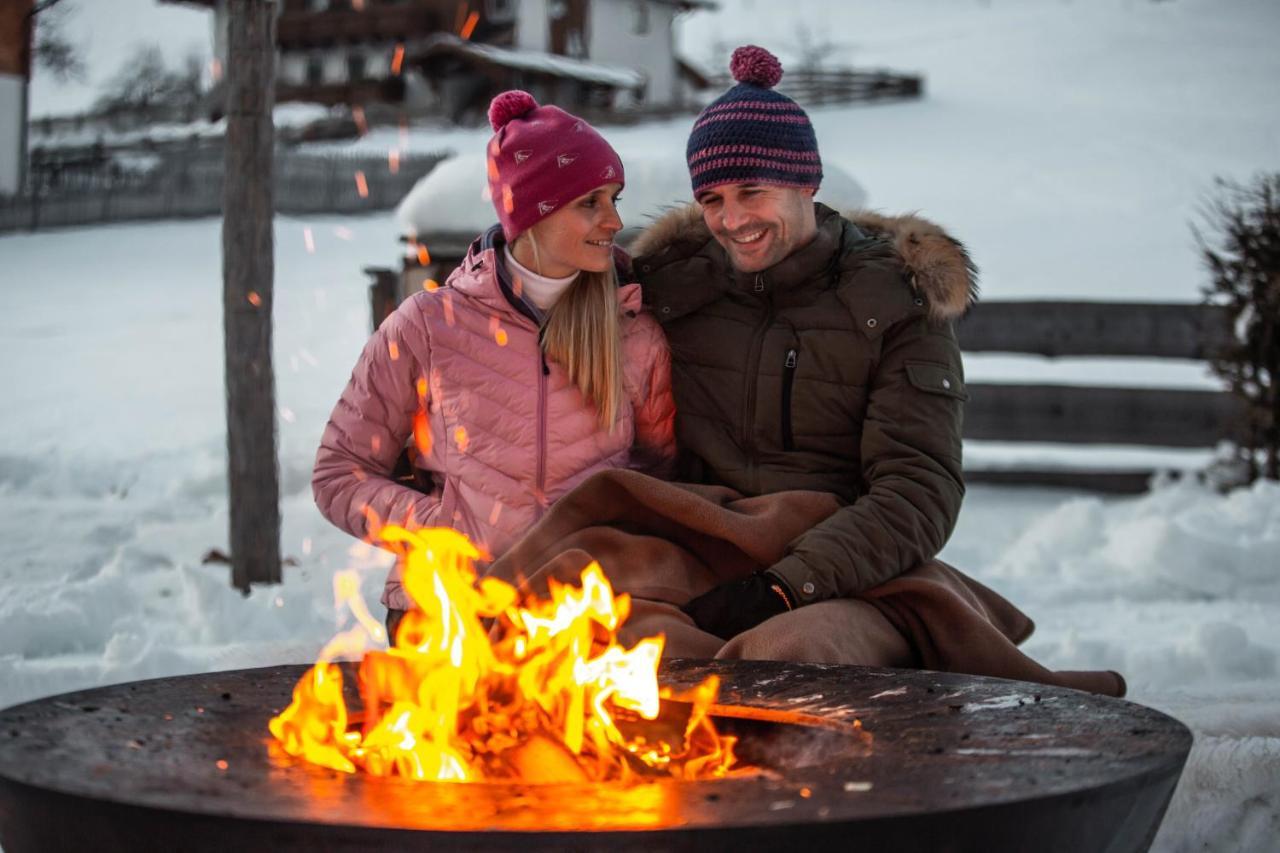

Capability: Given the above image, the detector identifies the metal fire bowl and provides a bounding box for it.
[0,660,1190,852]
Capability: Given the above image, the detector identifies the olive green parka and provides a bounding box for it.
[630,202,979,606]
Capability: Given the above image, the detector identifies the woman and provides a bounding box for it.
[312,91,675,626]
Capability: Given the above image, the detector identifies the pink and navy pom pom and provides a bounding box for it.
[730,45,783,89]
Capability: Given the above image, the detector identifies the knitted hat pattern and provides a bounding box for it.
[485,90,625,240]
[686,45,822,196]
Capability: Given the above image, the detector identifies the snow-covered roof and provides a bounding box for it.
[395,149,867,239]
[414,36,645,90]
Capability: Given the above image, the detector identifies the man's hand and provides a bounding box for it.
[681,572,795,640]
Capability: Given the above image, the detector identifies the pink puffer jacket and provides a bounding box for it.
[313,235,676,610]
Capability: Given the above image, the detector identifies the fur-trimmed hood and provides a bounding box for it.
[629,203,979,322]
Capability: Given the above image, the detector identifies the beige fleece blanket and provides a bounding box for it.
[485,469,1125,697]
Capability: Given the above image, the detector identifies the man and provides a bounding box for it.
[628,45,978,665]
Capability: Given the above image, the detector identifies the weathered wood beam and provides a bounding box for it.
[956,301,1233,359]
[222,0,280,591]
[963,384,1245,447]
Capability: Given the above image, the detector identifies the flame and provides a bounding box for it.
[269,526,739,782]
[355,171,370,198]
[392,43,405,75]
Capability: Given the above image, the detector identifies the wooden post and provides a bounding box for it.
[222,0,281,592]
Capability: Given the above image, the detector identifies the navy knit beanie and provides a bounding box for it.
[686,45,822,196]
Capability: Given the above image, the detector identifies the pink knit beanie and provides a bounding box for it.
[485,91,625,240]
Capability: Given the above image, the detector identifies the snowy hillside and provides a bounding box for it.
[5,1,1279,851]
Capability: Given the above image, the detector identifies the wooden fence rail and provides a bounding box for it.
[709,68,923,108]
[953,300,1237,491]
[956,301,1233,359]
[0,149,449,232]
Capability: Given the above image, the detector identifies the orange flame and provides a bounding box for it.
[392,43,405,75]
[355,171,370,198]
[269,526,738,782]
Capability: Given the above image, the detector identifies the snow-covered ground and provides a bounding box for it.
[6,0,1279,851]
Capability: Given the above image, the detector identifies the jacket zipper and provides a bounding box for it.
[781,348,797,451]
[741,274,773,494]
[535,350,549,519]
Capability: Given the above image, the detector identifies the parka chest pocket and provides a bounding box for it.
[905,361,968,401]
[781,347,799,451]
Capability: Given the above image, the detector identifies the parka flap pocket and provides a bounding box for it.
[905,361,968,401]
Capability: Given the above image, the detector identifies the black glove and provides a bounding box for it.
[681,572,795,640]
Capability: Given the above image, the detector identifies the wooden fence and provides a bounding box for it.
[956,301,1239,492]
[0,147,449,232]
[709,68,923,107]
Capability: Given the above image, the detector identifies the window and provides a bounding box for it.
[306,54,325,85]
[632,2,649,35]
[486,0,515,22]
[347,52,367,81]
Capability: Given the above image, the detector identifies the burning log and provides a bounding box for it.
[269,525,741,783]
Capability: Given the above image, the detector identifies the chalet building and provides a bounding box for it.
[0,0,33,195]
[164,0,714,121]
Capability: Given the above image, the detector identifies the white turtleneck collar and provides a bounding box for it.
[503,245,580,312]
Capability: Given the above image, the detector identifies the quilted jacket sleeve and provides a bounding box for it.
[628,314,677,479]
[768,314,967,603]
[312,298,442,542]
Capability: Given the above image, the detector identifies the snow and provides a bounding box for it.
[422,34,647,89]
[4,1,1280,851]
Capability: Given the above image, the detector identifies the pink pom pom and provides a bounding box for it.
[488,90,538,132]
[730,45,783,89]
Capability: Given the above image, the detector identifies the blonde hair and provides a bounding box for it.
[523,233,625,431]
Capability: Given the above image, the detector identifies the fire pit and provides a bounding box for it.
[0,660,1189,852]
